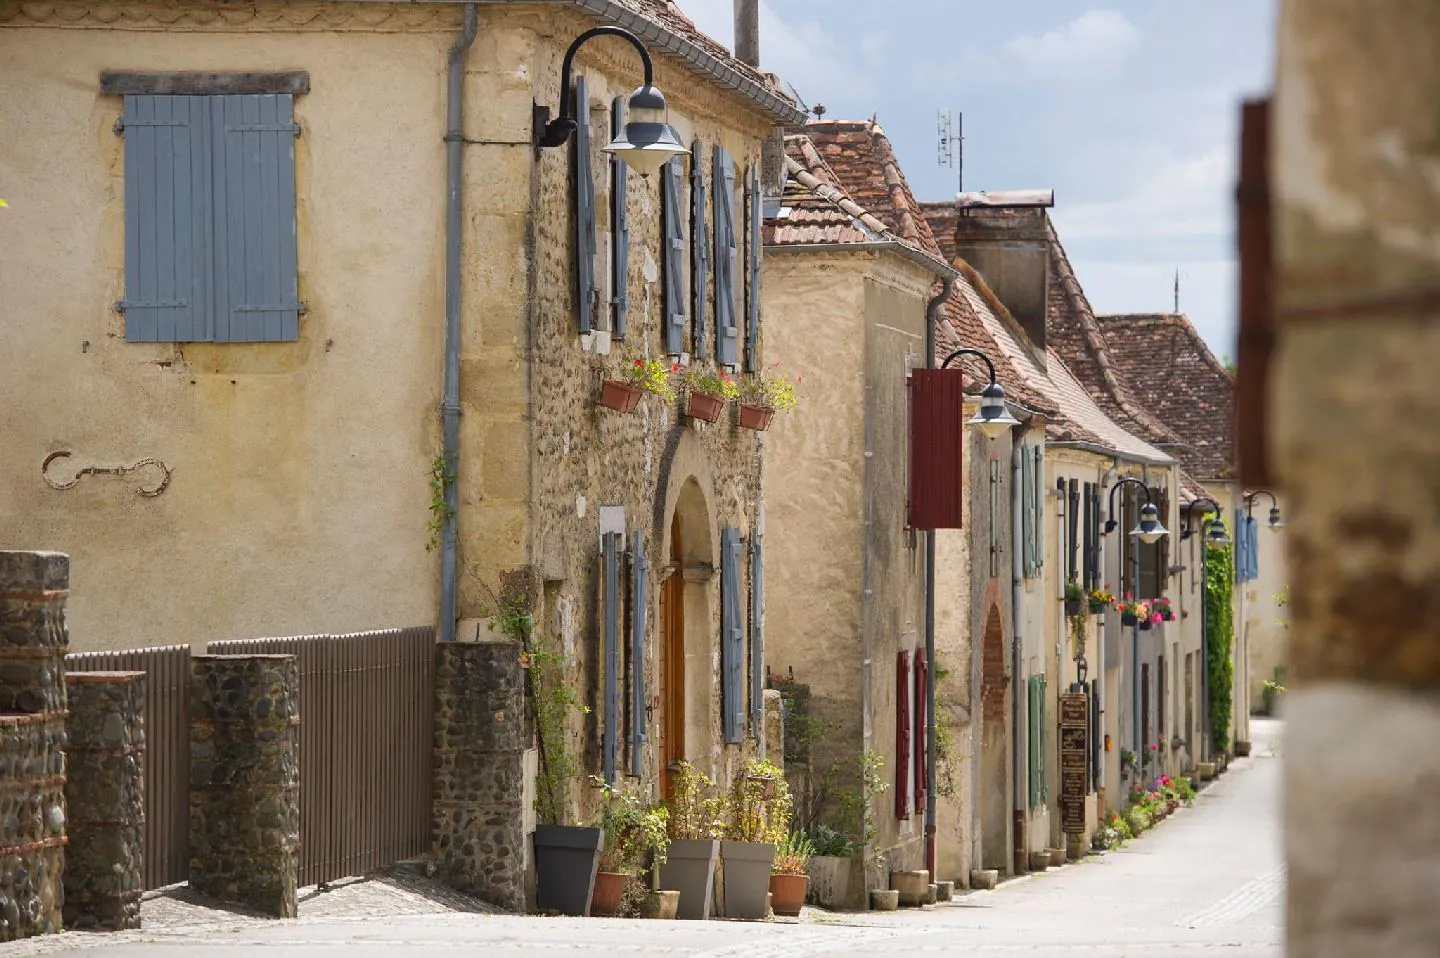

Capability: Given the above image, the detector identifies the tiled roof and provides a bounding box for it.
[1094,313,1236,480]
[767,135,904,247]
[1178,470,1210,504]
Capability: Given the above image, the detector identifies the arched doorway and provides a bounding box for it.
[979,603,1010,871]
[658,478,715,799]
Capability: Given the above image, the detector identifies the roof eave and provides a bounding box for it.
[765,240,959,281]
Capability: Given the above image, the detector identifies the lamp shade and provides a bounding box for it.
[603,84,687,177]
[1133,502,1168,544]
[966,381,1020,440]
[1267,505,1284,530]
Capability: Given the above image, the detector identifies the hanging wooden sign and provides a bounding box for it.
[1059,692,1089,835]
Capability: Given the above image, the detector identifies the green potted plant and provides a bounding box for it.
[1116,595,1150,628]
[1262,670,1287,715]
[803,825,857,910]
[601,351,677,412]
[589,776,670,916]
[1154,596,1175,623]
[736,367,800,431]
[660,761,727,920]
[769,831,814,917]
[1088,586,1116,615]
[681,366,739,423]
[1064,581,1085,617]
[722,759,790,919]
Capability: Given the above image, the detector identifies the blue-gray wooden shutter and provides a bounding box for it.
[1233,509,1248,582]
[630,529,648,777]
[1039,673,1049,802]
[1033,445,1045,572]
[661,155,686,355]
[721,527,744,744]
[713,146,739,367]
[602,531,621,784]
[745,164,762,372]
[691,140,710,361]
[1021,447,1036,577]
[610,96,629,339]
[213,94,300,342]
[749,531,764,731]
[121,95,209,342]
[573,77,597,335]
[1246,513,1260,580]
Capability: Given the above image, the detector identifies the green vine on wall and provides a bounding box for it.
[426,454,456,553]
[1205,536,1236,753]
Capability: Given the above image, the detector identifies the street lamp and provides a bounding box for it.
[1245,489,1284,531]
[535,26,688,177]
[941,347,1021,440]
[1181,496,1230,546]
[1103,477,1169,544]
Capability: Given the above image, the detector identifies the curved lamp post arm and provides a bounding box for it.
[940,347,999,383]
[1243,489,1279,517]
[1182,495,1223,539]
[1104,477,1153,534]
[538,27,655,148]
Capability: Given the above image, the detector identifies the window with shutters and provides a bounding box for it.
[1136,485,1166,598]
[610,97,630,339]
[721,527,744,744]
[661,155,687,355]
[119,93,301,343]
[1021,444,1044,579]
[895,650,911,820]
[713,146,739,367]
[1067,480,1080,583]
[1027,676,1040,810]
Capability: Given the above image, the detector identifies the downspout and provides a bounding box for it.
[1010,436,1025,858]
[439,3,479,644]
[922,277,955,878]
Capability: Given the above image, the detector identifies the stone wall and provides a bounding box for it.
[0,551,70,943]
[431,641,527,912]
[189,655,299,918]
[63,671,145,931]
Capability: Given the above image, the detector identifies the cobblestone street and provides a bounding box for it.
[4,721,1282,958]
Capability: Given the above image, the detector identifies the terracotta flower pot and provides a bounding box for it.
[769,873,808,917]
[686,391,726,423]
[599,379,644,413]
[590,870,629,916]
[737,403,774,431]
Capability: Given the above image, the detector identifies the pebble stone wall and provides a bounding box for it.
[189,654,299,918]
[63,671,145,930]
[0,551,70,943]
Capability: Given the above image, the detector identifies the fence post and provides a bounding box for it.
[432,639,526,911]
[0,551,70,943]
[189,655,299,918]
[63,672,145,930]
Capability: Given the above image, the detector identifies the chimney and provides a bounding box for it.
[949,191,1056,353]
[735,0,760,68]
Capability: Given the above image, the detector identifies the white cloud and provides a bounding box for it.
[1053,146,1232,240]
[1000,9,1141,78]
[673,0,872,104]
[1072,258,1237,359]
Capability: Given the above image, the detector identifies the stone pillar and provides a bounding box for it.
[0,551,70,943]
[63,672,145,931]
[189,655,298,918]
[1272,4,1440,956]
[761,688,785,767]
[432,640,526,912]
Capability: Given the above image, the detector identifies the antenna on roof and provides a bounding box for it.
[937,109,963,192]
[786,82,813,117]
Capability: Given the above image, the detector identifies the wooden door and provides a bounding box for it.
[659,515,686,800]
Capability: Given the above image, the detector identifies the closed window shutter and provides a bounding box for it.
[1033,446,1045,572]
[661,155,686,355]
[745,164,762,372]
[630,530,648,778]
[1068,480,1080,583]
[721,528,744,744]
[602,531,622,784]
[691,140,709,361]
[749,532,764,731]
[1039,674,1049,802]
[713,146,739,367]
[1021,448,1035,577]
[610,97,630,339]
[1027,677,1040,810]
[573,77,597,334]
[1234,509,1248,582]
[914,648,928,814]
[895,650,911,820]
[1247,515,1261,580]
[1082,483,1094,588]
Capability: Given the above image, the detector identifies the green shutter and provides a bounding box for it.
[1033,446,1045,572]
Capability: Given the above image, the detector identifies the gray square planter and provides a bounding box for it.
[721,840,775,920]
[533,825,603,916]
[658,838,719,920]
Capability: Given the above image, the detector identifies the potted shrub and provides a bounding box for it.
[721,760,790,919]
[660,761,726,920]
[769,831,814,917]
[804,825,857,910]
[1088,586,1116,616]
[736,367,800,431]
[600,353,677,412]
[681,366,739,423]
[589,776,670,917]
[1262,671,1287,716]
[1064,581,1085,617]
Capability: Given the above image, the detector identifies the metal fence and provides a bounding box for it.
[65,645,192,891]
[208,627,436,887]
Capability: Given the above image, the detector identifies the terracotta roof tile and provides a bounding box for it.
[1094,313,1237,480]
[803,120,940,252]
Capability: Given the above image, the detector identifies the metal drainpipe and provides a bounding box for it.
[439,3,479,644]
[922,277,954,878]
[1010,437,1024,856]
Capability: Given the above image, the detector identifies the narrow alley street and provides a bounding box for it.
[8,721,1282,958]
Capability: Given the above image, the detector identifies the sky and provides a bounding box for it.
[674,0,1278,362]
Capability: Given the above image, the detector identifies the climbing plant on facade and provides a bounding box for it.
[1205,536,1236,753]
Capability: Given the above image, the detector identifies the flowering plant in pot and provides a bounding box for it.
[589,776,670,917]
[735,367,800,431]
[769,831,814,917]
[1153,596,1175,623]
[1088,586,1117,615]
[1115,595,1150,627]
[722,760,791,919]
[681,366,739,423]
[1064,581,1086,617]
[660,761,728,920]
[600,351,677,412]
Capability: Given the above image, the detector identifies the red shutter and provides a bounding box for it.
[1236,98,1273,488]
[914,648,929,813]
[895,650,911,820]
[908,368,966,529]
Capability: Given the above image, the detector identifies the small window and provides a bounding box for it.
[120,94,300,342]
